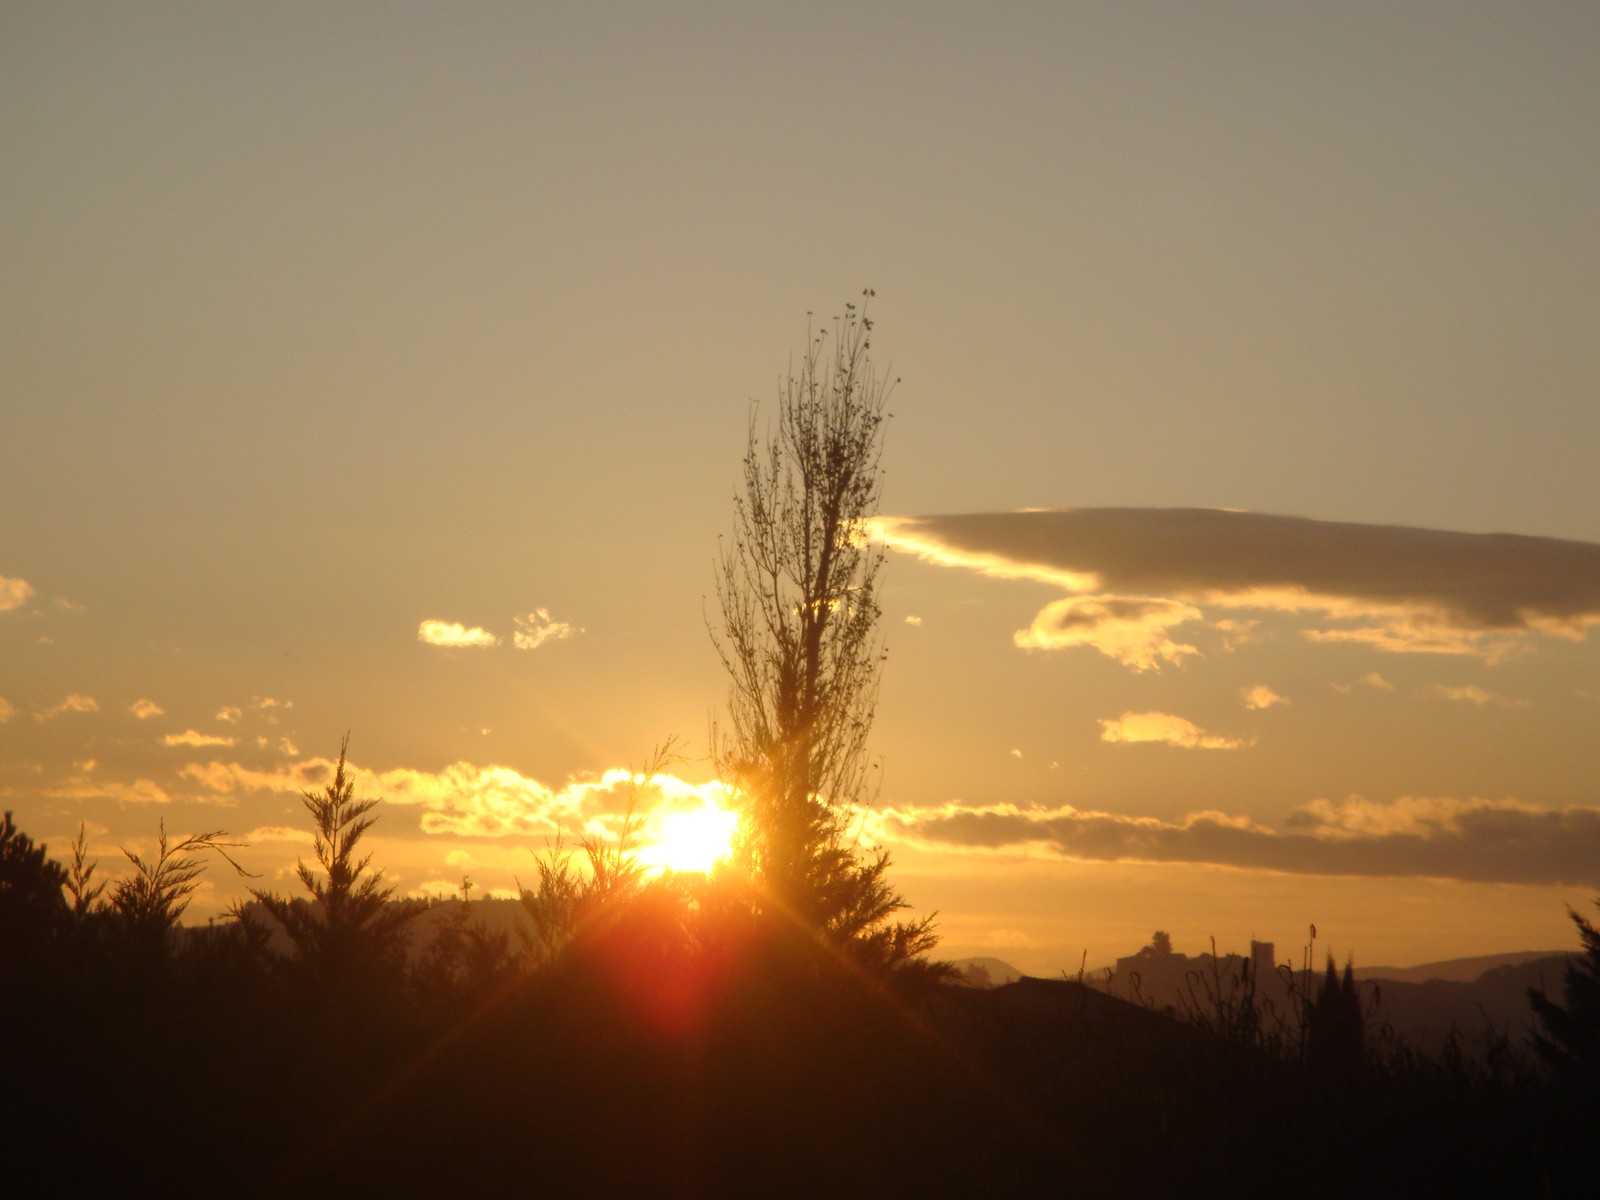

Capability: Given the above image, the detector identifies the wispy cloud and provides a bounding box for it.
[1432,684,1528,708]
[163,730,237,748]
[128,698,165,720]
[418,619,500,648]
[0,576,36,612]
[35,694,99,721]
[1241,684,1288,710]
[1099,711,1250,750]
[46,776,170,805]
[875,509,1600,664]
[244,825,315,845]
[513,608,581,651]
[880,794,1600,887]
[0,698,16,724]
[217,706,242,723]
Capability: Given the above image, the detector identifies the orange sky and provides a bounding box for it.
[4,3,1597,973]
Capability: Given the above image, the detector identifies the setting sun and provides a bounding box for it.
[641,802,739,875]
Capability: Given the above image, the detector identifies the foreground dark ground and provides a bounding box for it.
[6,908,1595,1200]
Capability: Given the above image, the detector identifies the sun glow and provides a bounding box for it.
[641,801,739,875]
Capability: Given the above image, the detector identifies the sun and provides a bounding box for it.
[641,801,739,875]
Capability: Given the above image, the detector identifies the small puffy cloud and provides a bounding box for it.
[0,576,36,612]
[163,730,237,748]
[1361,673,1394,691]
[1099,710,1250,750]
[418,620,499,648]
[35,694,99,721]
[1009,748,1022,759]
[1241,684,1288,711]
[0,698,16,724]
[513,608,581,651]
[1015,595,1201,671]
[128,699,164,720]
[1432,684,1527,708]
[278,737,299,756]
[217,706,242,723]
[904,615,923,627]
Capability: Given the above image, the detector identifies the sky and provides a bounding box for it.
[4,2,1598,976]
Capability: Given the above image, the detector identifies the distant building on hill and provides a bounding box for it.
[1104,933,1287,1013]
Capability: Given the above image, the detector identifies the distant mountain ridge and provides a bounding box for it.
[1356,950,1569,984]
[949,956,1025,987]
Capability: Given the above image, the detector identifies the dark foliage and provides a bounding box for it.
[1530,898,1600,1096]
[3,802,1595,1197]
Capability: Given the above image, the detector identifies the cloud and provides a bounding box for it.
[904,615,923,626]
[874,509,1600,663]
[880,794,1600,887]
[35,694,99,721]
[244,825,315,845]
[1361,672,1394,691]
[179,753,730,842]
[46,775,170,805]
[1014,595,1201,670]
[1214,618,1261,651]
[129,699,164,720]
[418,620,499,648]
[0,576,36,612]
[1432,684,1527,708]
[513,608,581,650]
[1098,711,1250,750]
[163,730,237,748]
[0,698,15,724]
[217,706,242,723]
[1241,685,1287,710]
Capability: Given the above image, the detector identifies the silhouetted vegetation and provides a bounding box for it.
[1531,898,1600,1098]
[4,803,1599,1194]
[710,292,939,976]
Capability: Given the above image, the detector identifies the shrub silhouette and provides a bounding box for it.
[249,736,419,1004]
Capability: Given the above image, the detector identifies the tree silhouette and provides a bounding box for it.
[250,736,418,994]
[0,811,69,969]
[1530,899,1600,1094]
[1306,955,1364,1078]
[710,292,936,969]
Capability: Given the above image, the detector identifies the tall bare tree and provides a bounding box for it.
[711,292,936,968]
